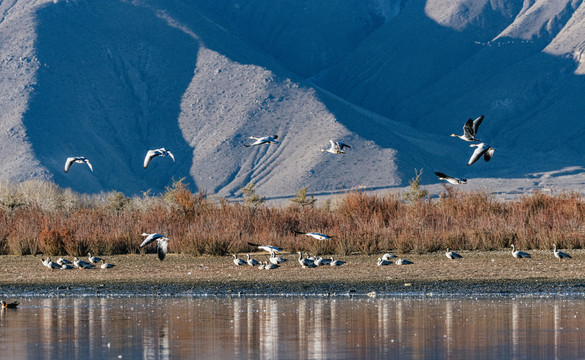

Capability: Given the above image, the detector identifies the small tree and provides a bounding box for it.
[290,187,317,209]
[241,182,265,208]
[402,169,428,203]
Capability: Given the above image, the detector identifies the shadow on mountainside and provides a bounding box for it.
[22,0,198,195]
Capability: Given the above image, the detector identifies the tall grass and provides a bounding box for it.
[0,180,583,256]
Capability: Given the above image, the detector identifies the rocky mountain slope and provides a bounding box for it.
[0,0,584,198]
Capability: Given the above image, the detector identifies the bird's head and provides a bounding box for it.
[450,134,458,137]
[273,135,278,139]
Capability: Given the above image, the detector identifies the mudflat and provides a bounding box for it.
[1,250,584,297]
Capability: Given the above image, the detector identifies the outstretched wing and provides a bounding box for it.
[140,233,163,248]
[472,115,484,134]
[338,142,351,150]
[143,150,157,168]
[463,119,475,138]
[85,159,93,172]
[435,171,448,179]
[167,150,175,162]
[483,148,495,162]
[468,144,487,166]
[157,239,169,261]
[64,157,75,172]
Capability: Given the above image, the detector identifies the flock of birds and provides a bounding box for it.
[40,252,116,270]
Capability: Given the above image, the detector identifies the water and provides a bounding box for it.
[1,296,584,359]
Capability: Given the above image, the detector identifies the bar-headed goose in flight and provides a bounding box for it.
[65,157,93,172]
[144,148,175,168]
[247,242,283,253]
[451,115,484,142]
[468,143,495,166]
[553,244,571,261]
[511,244,531,259]
[294,231,332,241]
[435,172,467,185]
[244,135,279,147]
[321,140,351,154]
[140,233,171,261]
[445,248,463,260]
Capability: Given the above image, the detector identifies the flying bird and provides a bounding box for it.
[244,135,279,147]
[553,244,571,261]
[511,244,531,259]
[65,157,93,172]
[435,172,467,185]
[445,248,463,260]
[321,140,351,154]
[294,231,332,241]
[143,148,175,168]
[140,233,171,261]
[451,115,484,142]
[467,143,495,166]
[247,242,283,253]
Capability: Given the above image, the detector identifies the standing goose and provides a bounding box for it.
[511,244,531,259]
[269,251,286,265]
[321,140,351,154]
[73,257,94,269]
[553,244,571,261]
[64,157,93,172]
[246,254,259,267]
[451,115,484,142]
[294,231,333,241]
[233,254,246,266]
[88,252,103,264]
[435,172,467,185]
[445,248,463,260]
[143,148,175,168]
[297,252,316,268]
[247,242,283,253]
[140,233,171,261]
[467,143,495,166]
[244,135,279,147]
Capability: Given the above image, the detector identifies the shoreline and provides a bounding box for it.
[2,251,585,298]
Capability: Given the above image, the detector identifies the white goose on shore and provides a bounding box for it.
[395,258,413,265]
[269,251,286,265]
[553,244,571,261]
[511,244,531,259]
[451,115,484,142]
[140,233,171,261]
[65,157,93,173]
[468,143,495,166]
[246,254,259,266]
[88,252,103,264]
[143,148,175,168]
[73,257,94,269]
[377,257,391,266]
[330,256,345,266]
[100,259,116,269]
[244,135,279,147]
[233,254,246,266]
[321,140,351,154]
[298,252,316,268]
[445,248,463,260]
[381,253,397,261]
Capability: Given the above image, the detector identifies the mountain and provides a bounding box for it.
[0,0,584,199]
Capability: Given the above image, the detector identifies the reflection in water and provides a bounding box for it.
[0,297,585,359]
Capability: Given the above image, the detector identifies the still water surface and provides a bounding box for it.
[0,296,584,359]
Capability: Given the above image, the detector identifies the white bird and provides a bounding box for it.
[100,259,116,269]
[295,231,332,241]
[88,252,103,264]
[435,172,467,185]
[468,143,495,166]
[60,263,74,270]
[330,256,345,266]
[377,257,392,266]
[264,261,280,270]
[395,258,413,265]
[553,244,571,261]
[143,148,175,168]
[246,253,259,266]
[56,258,72,266]
[244,135,279,147]
[140,233,171,261]
[321,140,351,154]
[314,256,332,266]
[511,244,531,259]
[298,252,316,268]
[73,257,94,269]
[233,254,246,266]
[65,157,93,172]
[269,251,287,265]
[247,242,283,253]
[451,115,484,142]
[445,247,463,260]
[381,253,397,261]
[42,257,60,270]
